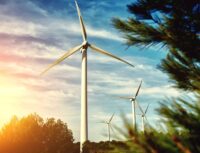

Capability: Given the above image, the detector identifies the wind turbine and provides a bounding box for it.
[40,1,134,152]
[119,80,142,131]
[100,113,115,142]
[137,103,150,132]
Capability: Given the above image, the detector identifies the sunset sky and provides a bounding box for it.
[0,0,183,141]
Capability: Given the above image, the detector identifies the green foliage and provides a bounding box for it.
[0,113,74,153]
[158,96,200,152]
[82,140,128,153]
[110,96,200,153]
[112,1,200,153]
[112,0,200,92]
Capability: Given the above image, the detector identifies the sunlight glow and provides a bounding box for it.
[0,74,28,127]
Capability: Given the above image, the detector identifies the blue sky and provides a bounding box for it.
[0,0,183,142]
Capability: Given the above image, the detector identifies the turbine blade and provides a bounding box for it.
[110,125,115,134]
[75,0,87,41]
[144,115,149,125]
[136,100,145,115]
[144,104,150,115]
[40,44,82,76]
[98,121,107,124]
[108,113,115,123]
[119,96,132,99]
[134,80,142,98]
[89,44,134,68]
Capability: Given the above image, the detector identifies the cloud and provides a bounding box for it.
[0,0,124,45]
[0,0,186,142]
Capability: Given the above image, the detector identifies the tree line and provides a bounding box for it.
[0,0,199,152]
[0,113,76,153]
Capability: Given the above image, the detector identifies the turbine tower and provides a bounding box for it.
[40,1,134,152]
[100,113,115,142]
[120,80,142,131]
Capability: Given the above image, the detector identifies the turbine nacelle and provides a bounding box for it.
[138,103,150,132]
[119,80,142,102]
[82,41,88,47]
[105,113,115,141]
[81,41,89,53]
[118,80,143,132]
[40,1,134,151]
[138,103,150,122]
[130,97,136,102]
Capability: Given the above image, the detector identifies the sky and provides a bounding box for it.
[0,0,183,142]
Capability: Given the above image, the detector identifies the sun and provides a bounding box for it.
[0,73,28,127]
[0,74,27,102]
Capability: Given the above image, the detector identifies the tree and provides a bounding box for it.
[109,97,200,153]
[0,113,74,153]
[81,140,128,153]
[111,0,200,153]
[113,0,200,92]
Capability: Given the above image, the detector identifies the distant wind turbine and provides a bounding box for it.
[119,80,142,131]
[100,113,115,142]
[137,103,150,132]
[40,0,134,152]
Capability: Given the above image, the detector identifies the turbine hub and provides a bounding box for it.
[82,41,88,48]
[81,41,88,53]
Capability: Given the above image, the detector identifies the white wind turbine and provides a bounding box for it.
[40,1,134,152]
[100,113,115,142]
[137,103,150,132]
[120,80,142,131]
